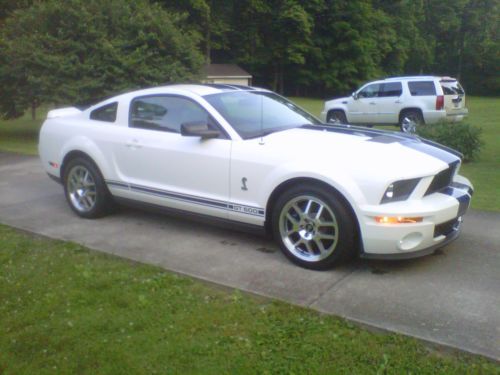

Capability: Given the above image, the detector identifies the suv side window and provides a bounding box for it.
[408,81,436,96]
[380,82,402,97]
[358,83,381,98]
[90,102,118,122]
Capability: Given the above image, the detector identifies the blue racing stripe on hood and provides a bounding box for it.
[301,124,462,164]
[402,140,461,164]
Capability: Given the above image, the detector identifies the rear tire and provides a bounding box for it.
[272,184,356,270]
[63,157,113,218]
[326,110,347,125]
[399,110,423,133]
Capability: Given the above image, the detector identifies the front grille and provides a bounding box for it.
[434,218,460,237]
[425,161,459,196]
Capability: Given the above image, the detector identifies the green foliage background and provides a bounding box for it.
[0,0,498,119]
[0,0,204,118]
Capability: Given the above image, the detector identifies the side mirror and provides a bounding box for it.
[181,121,220,139]
[352,92,358,100]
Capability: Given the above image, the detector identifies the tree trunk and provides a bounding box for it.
[205,2,211,65]
[31,100,36,120]
[278,66,284,94]
[272,68,278,92]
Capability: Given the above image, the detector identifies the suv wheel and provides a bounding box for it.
[399,110,423,133]
[326,110,347,125]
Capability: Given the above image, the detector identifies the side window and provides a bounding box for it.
[408,81,436,96]
[129,95,213,134]
[380,82,402,97]
[90,102,118,122]
[358,83,381,98]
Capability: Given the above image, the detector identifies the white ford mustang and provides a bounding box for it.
[39,84,473,269]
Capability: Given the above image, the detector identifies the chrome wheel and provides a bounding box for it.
[279,195,339,262]
[401,116,417,133]
[66,165,97,213]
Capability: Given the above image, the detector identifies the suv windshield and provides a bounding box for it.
[204,91,320,139]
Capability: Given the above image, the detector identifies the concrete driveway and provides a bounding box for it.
[0,153,499,360]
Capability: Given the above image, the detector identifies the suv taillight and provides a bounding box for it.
[436,95,444,110]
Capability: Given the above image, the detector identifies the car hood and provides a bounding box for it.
[261,125,461,182]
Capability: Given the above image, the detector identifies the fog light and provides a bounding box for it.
[398,232,424,250]
[375,216,423,224]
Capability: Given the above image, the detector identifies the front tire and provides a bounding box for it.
[326,110,347,125]
[63,157,113,218]
[272,185,356,270]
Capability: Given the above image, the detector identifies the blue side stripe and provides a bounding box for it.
[106,180,265,217]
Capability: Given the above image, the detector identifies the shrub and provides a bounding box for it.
[416,121,483,162]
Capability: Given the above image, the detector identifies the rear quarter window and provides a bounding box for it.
[408,81,436,96]
[441,81,465,95]
[90,102,118,122]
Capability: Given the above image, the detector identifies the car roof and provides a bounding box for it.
[121,83,264,98]
[84,84,269,112]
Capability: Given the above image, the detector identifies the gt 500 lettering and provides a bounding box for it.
[231,205,264,216]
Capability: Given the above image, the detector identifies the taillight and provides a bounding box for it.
[436,95,444,110]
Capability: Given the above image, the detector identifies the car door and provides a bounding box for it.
[376,82,403,124]
[111,94,232,219]
[347,83,381,123]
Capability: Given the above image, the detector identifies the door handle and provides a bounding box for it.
[369,102,376,105]
[395,100,402,104]
[125,139,142,149]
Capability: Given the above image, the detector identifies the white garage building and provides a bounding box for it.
[202,64,252,86]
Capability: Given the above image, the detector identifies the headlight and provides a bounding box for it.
[381,178,420,204]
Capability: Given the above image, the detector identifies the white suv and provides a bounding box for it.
[321,76,468,132]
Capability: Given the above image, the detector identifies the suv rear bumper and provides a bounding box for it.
[424,108,468,124]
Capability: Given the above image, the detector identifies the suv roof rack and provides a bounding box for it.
[384,76,437,81]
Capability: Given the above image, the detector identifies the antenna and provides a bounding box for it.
[259,92,265,145]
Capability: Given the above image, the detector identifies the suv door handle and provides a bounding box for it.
[125,139,142,149]
[395,100,402,104]
[369,102,376,105]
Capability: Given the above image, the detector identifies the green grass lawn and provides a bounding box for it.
[0,97,498,211]
[0,225,497,374]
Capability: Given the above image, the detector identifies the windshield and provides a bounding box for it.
[204,91,320,139]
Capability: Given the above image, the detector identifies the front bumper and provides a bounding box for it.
[358,177,472,258]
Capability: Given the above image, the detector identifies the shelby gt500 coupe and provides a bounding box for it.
[39,84,473,269]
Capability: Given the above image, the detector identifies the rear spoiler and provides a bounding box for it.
[47,107,82,119]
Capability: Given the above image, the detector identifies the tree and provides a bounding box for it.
[0,0,204,119]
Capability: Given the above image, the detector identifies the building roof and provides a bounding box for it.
[204,64,252,78]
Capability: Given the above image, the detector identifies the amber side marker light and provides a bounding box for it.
[375,216,423,224]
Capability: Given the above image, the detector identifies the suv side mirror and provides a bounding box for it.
[352,92,358,100]
[181,121,220,139]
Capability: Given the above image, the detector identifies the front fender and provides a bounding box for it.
[259,161,365,216]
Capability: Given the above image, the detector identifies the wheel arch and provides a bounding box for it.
[264,177,361,250]
[326,108,347,120]
[60,150,104,182]
[399,107,424,122]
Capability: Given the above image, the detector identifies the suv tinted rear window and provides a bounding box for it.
[441,81,465,95]
[408,81,436,96]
